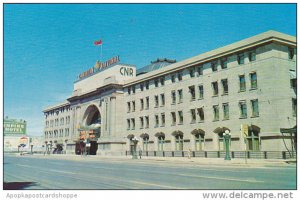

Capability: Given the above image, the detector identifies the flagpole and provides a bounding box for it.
[100,44,103,61]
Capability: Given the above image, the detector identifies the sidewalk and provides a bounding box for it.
[16,153,296,168]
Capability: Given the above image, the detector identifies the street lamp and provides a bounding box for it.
[132,136,139,159]
[223,130,231,160]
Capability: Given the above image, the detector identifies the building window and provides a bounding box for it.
[178,89,183,103]
[198,85,204,99]
[251,99,259,117]
[178,71,183,81]
[160,94,165,106]
[197,66,203,76]
[171,112,176,126]
[247,130,260,151]
[175,135,184,151]
[155,115,159,127]
[143,137,149,151]
[154,95,159,108]
[127,102,131,112]
[65,128,69,137]
[158,136,165,151]
[237,53,245,65]
[140,117,144,129]
[178,111,183,124]
[145,116,149,128]
[189,85,196,101]
[292,98,297,117]
[195,134,204,151]
[211,61,218,72]
[250,72,257,89]
[221,79,228,95]
[190,109,196,123]
[161,113,165,127]
[131,118,135,130]
[221,58,227,69]
[160,77,165,86]
[218,133,224,151]
[132,85,135,94]
[189,67,195,78]
[132,101,135,112]
[140,99,144,111]
[239,75,246,92]
[212,81,218,96]
[146,97,149,110]
[140,83,144,91]
[249,50,256,62]
[171,74,176,83]
[223,103,229,120]
[197,107,205,122]
[213,105,219,121]
[154,79,159,87]
[145,81,149,90]
[171,90,176,104]
[127,119,130,129]
[290,77,296,92]
[239,101,247,118]
[289,47,295,60]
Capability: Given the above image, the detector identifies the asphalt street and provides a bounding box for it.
[3,154,296,190]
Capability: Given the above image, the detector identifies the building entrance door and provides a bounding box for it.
[89,141,98,155]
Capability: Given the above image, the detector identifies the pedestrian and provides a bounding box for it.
[139,149,142,159]
[188,148,192,159]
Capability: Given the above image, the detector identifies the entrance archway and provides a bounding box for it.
[76,104,101,155]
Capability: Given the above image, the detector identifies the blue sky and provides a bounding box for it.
[4,4,296,136]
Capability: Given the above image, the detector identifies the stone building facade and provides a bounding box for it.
[43,30,296,156]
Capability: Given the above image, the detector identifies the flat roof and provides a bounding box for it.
[124,30,296,86]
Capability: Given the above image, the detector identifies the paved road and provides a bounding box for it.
[4,154,296,190]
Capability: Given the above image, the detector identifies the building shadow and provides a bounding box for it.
[3,182,37,190]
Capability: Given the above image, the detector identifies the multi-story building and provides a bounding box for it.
[43,30,296,156]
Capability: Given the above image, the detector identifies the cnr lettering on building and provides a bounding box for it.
[120,67,134,76]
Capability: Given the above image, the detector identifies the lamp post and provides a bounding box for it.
[132,136,139,159]
[223,130,231,160]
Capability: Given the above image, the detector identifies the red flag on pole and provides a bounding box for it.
[94,39,102,46]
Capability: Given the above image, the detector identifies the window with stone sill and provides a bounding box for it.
[239,101,247,118]
[237,53,245,65]
[197,66,203,76]
[250,72,258,89]
[155,115,159,128]
[221,58,228,69]
[251,99,259,117]
[190,109,196,124]
[212,82,219,96]
[197,107,205,122]
[154,95,159,108]
[178,89,183,103]
[223,103,229,120]
[213,105,219,121]
[171,112,176,126]
[211,61,218,72]
[239,75,246,92]
[249,50,256,62]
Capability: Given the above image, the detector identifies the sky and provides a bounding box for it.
[3,4,296,136]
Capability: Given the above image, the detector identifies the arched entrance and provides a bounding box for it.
[76,105,101,155]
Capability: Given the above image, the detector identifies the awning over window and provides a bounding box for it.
[171,130,184,136]
[191,129,205,136]
[213,127,230,134]
[154,132,165,138]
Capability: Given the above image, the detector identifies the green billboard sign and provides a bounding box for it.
[3,119,27,135]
